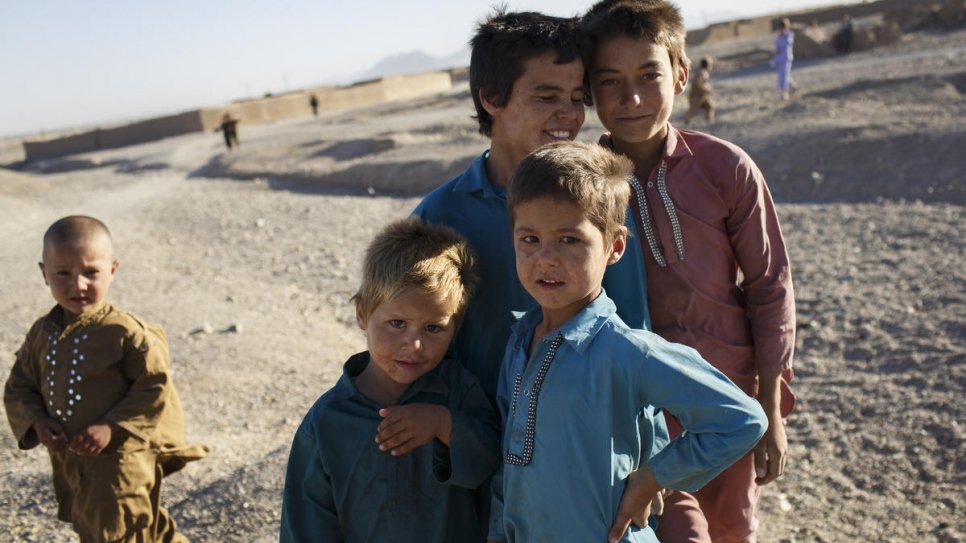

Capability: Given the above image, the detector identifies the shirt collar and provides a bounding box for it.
[511,290,617,355]
[338,351,452,405]
[44,302,112,336]
[452,150,506,200]
[599,124,694,166]
[663,124,694,161]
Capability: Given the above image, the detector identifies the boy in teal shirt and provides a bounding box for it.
[281,219,499,542]
[487,142,766,543]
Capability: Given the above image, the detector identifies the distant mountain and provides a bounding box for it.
[354,48,470,81]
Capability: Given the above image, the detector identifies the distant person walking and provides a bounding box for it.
[834,14,854,54]
[772,17,796,100]
[686,57,715,125]
[309,93,319,116]
[216,113,240,150]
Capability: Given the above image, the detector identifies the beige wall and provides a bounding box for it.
[0,139,25,165]
[686,0,945,46]
[23,70,453,161]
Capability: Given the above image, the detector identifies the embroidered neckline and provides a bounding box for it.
[505,333,564,466]
[629,160,686,267]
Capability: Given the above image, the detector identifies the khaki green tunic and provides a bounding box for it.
[4,303,208,541]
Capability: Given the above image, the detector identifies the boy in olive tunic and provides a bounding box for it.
[4,215,208,542]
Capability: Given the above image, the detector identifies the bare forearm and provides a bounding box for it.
[758,370,783,417]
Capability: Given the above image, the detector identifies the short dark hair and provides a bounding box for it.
[470,9,581,137]
[42,215,113,257]
[579,0,690,76]
[508,141,632,241]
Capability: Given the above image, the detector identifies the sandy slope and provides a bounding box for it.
[0,27,963,543]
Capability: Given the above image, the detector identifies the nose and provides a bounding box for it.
[534,242,560,267]
[556,99,581,120]
[404,331,423,353]
[622,82,641,107]
[72,273,88,291]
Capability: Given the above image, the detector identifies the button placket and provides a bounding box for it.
[504,333,564,467]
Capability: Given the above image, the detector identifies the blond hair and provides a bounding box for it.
[352,218,477,325]
[508,141,632,241]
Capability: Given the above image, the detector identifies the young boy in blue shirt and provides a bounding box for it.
[487,141,767,543]
[280,218,500,542]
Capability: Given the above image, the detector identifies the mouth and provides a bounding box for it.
[393,360,422,370]
[616,113,652,123]
[545,129,574,140]
[537,278,565,288]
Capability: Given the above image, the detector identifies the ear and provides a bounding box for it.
[674,62,689,96]
[607,228,627,265]
[479,89,501,117]
[38,262,48,285]
[355,303,367,331]
[111,260,120,276]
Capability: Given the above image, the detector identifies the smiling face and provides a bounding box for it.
[484,50,587,169]
[590,35,688,150]
[39,234,118,324]
[356,287,458,401]
[513,196,626,331]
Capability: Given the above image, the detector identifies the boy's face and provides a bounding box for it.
[513,196,625,327]
[589,35,687,147]
[484,50,586,164]
[356,288,458,392]
[39,235,118,323]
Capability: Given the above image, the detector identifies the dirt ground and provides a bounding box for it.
[0,25,963,543]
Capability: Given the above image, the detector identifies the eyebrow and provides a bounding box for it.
[593,60,664,74]
[514,224,583,234]
[528,83,584,92]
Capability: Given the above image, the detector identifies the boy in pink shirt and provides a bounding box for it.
[579,1,797,541]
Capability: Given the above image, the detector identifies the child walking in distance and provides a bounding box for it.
[772,18,796,100]
[580,1,797,541]
[686,57,715,126]
[4,215,208,542]
[280,218,500,542]
[486,141,767,543]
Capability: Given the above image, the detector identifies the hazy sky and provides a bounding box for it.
[0,0,848,138]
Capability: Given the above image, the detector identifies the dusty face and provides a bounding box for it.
[39,235,118,323]
[590,36,687,147]
[485,50,586,166]
[356,288,458,397]
[513,196,625,329]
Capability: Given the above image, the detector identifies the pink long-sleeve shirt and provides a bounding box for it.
[602,126,796,409]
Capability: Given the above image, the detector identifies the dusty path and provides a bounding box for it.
[1,25,963,543]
